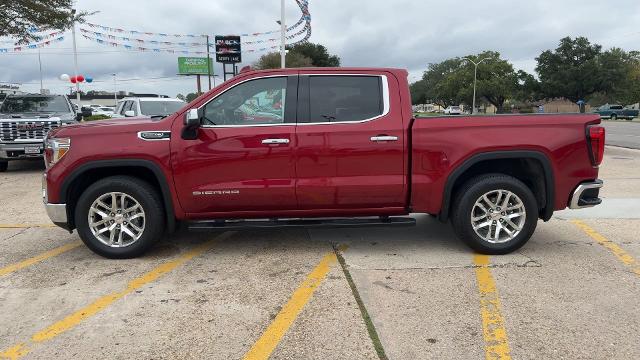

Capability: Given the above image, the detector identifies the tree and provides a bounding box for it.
[411,52,524,111]
[176,94,186,101]
[0,1,93,43]
[185,93,199,102]
[535,37,603,103]
[287,42,340,67]
[253,51,313,70]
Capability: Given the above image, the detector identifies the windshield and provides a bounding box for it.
[139,101,184,116]
[0,96,71,113]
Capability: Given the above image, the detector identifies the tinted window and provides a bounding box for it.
[202,77,287,126]
[308,76,383,122]
[139,101,184,116]
[0,96,71,113]
[611,105,623,110]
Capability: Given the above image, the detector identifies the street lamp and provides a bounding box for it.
[463,56,489,115]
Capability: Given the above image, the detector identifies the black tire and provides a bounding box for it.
[75,176,165,258]
[610,114,617,121]
[451,174,538,254]
[0,161,7,172]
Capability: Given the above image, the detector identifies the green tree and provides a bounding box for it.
[253,51,313,70]
[185,93,198,102]
[287,42,341,67]
[536,37,605,103]
[0,1,93,43]
[411,52,523,111]
[176,93,186,101]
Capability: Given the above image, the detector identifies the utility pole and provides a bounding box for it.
[37,48,44,93]
[280,0,286,68]
[463,57,489,115]
[71,8,81,106]
[112,73,117,106]
[206,35,212,90]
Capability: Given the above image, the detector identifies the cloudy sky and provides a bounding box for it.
[1,0,639,97]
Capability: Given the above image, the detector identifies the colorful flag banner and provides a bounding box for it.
[0,36,65,53]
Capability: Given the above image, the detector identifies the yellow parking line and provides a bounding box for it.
[571,220,640,277]
[0,224,57,229]
[243,251,338,360]
[0,232,230,360]
[473,254,512,360]
[0,241,83,277]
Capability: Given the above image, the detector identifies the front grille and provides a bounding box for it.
[0,121,59,142]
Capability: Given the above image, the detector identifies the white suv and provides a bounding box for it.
[114,97,185,118]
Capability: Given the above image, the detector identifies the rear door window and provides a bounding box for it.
[307,76,383,123]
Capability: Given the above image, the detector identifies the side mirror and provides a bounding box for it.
[182,108,201,140]
[124,110,135,117]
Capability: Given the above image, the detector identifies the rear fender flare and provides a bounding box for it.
[438,150,555,222]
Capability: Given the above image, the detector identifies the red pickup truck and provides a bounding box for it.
[42,67,605,258]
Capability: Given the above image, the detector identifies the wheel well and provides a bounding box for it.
[441,154,554,222]
[64,166,172,231]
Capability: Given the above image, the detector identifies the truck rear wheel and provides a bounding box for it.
[0,161,7,172]
[75,176,165,258]
[451,174,538,254]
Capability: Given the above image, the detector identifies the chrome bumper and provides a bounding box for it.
[44,203,67,223]
[569,180,604,209]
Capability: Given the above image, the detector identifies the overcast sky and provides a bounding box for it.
[1,0,639,97]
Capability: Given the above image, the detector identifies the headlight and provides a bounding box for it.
[44,137,71,168]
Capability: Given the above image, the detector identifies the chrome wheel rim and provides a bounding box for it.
[88,192,145,248]
[470,189,526,244]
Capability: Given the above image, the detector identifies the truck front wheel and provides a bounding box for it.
[610,114,617,121]
[75,176,165,258]
[451,174,538,254]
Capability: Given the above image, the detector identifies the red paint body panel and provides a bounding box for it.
[410,114,600,214]
[44,67,601,225]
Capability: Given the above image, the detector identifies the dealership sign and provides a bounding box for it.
[177,57,213,75]
[215,35,241,63]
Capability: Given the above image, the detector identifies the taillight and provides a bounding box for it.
[587,125,605,167]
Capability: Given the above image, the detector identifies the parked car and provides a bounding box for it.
[92,106,116,117]
[0,94,79,172]
[444,106,462,115]
[113,97,185,118]
[42,67,605,258]
[595,104,639,120]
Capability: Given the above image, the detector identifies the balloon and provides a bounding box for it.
[70,76,77,84]
[60,74,70,81]
[85,76,93,83]
[76,75,85,83]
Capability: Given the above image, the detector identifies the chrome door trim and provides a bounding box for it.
[370,135,398,142]
[261,138,290,144]
[195,73,391,129]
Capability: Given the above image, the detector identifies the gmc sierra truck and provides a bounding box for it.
[42,67,605,258]
[0,94,79,171]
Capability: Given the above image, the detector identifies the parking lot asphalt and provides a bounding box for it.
[1,146,639,359]
[603,119,640,149]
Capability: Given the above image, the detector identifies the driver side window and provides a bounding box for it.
[202,77,287,126]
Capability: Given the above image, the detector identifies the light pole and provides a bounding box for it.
[279,0,286,68]
[112,73,117,106]
[463,56,489,114]
[70,9,81,106]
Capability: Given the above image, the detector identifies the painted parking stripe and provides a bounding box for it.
[572,220,640,277]
[0,241,82,277]
[0,232,231,360]
[0,224,57,229]
[473,254,512,360]
[243,250,338,360]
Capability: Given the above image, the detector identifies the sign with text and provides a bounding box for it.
[215,35,241,63]
[177,57,213,75]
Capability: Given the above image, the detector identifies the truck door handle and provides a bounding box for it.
[370,135,398,142]
[261,138,290,145]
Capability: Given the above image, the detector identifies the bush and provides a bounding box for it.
[83,115,111,121]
